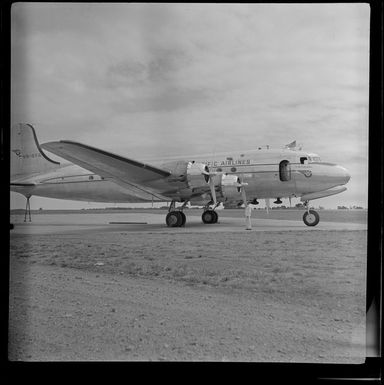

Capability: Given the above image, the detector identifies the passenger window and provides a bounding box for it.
[279,160,291,181]
[300,157,308,165]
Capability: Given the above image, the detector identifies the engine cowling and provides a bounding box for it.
[163,160,211,198]
[162,161,245,204]
[186,161,210,189]
[217,174,243,202]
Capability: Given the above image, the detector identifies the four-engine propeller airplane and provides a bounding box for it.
[11,123,351,227]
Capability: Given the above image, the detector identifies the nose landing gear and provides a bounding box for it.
[302,200,320,226]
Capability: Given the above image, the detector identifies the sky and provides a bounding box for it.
[10,3,370,210]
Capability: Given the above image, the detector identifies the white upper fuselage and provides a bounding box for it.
[11,147,350,204]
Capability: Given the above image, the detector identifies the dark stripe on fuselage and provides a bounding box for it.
[38,180,105,185]
[39,173,97,183]
[309,162,338,167]
[209,162,302,168]
[40,169,300,186]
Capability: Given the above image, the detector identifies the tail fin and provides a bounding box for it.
[11,123,60,179]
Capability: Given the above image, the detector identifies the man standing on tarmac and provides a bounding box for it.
[245,203,256,230]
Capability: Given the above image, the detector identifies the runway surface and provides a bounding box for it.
[10,211,367,235]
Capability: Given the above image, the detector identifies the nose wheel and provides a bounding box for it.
[303,209,320,226]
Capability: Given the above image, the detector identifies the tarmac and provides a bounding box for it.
[10,211,367,235]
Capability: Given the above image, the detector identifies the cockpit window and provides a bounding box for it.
[308,156,321,162]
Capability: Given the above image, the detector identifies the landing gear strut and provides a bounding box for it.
[302,200,320,227]
[24,195,32,222]
[166,201,187,227]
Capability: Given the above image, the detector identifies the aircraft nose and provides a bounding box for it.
[338,166,351,185]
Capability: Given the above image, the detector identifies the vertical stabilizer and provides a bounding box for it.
[11,123,60,179]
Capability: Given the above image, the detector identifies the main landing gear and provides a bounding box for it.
[302,200,320,227]
[166,201,187,227]
[165,201,220,227]
[166,211,186,227]
[201,209,218,224]
[201,200,220,224]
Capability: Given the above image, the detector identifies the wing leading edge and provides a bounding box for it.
[41,141,172,201]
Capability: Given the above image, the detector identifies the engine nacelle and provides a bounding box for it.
[162,160,211,198]
[217,174,243,202]
[162,161,245,204]
[186,161,210,189]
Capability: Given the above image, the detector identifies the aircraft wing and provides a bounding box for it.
[41,140,172,201]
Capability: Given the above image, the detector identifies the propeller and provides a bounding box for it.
[208,175,218,205]
[202,166,221,206]
[238,176,248,205]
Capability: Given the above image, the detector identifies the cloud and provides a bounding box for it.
[113,87,212,114]
[10,3,370,208]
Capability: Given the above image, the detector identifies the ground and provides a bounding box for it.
[8,209,367,362]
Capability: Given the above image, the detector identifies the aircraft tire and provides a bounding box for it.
[303,210,320,227]
[166,211,183,227]
[202,210,217,224]
[180,212,186,227]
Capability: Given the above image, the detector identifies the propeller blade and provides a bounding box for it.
[209,177,217,205]
[239,176,247,204]
[241,187,247,205]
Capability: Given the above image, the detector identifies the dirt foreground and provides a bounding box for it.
[8,214,367,362]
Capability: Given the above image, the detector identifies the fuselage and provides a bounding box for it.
[11,148,350,204]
